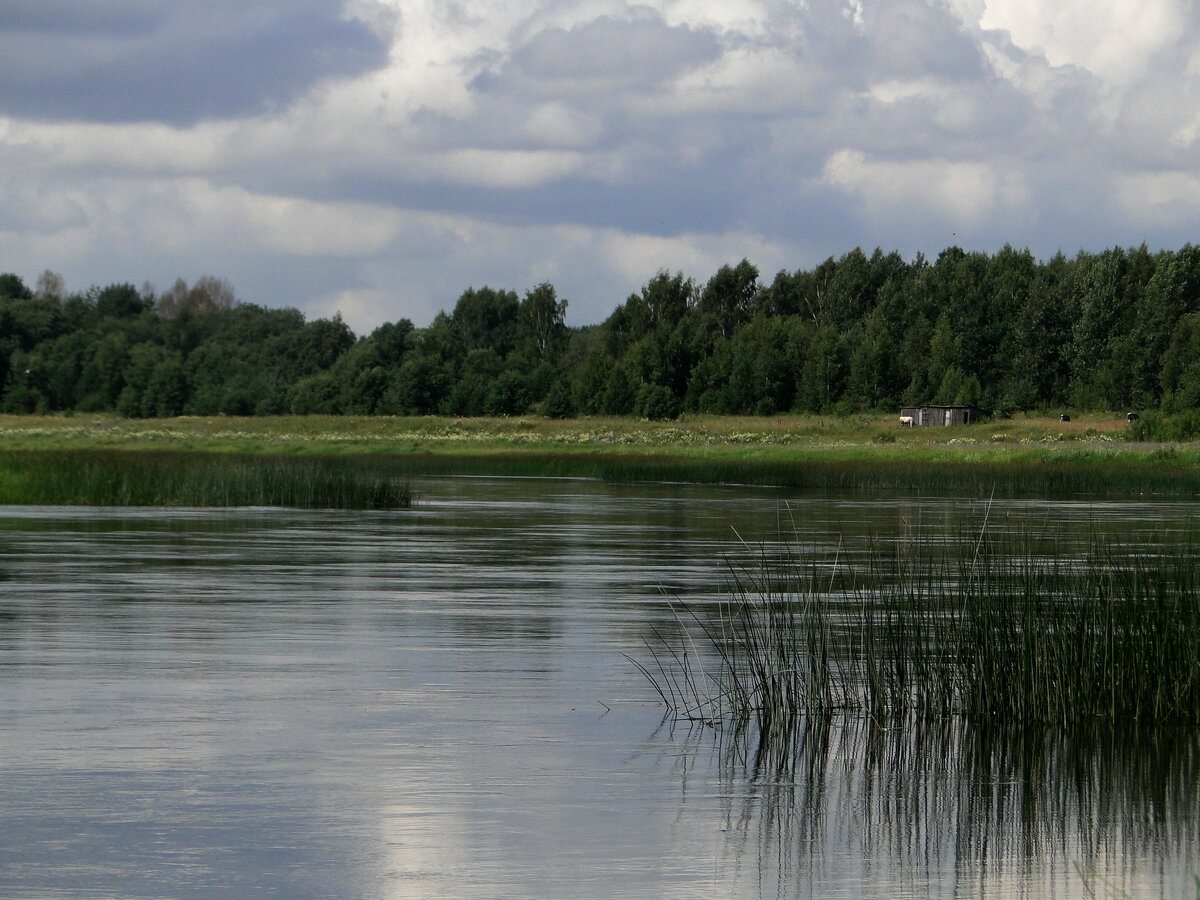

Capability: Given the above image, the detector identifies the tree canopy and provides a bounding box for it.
[3,246,1199,419]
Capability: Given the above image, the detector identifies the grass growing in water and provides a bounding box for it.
[4,413,1200,498]
[0,450,412,509]
[636,525,1200,728]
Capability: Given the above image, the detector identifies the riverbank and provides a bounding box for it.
[0,412,1196,501]
[0,410,1153,455]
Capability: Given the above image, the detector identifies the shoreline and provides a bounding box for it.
[0,413,1196,503]
[0,411,1155,454]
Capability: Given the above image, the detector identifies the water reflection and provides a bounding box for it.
[0,481,1197,897]
[660,715,1199,898]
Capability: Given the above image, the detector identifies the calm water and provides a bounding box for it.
[0,477,1196,898]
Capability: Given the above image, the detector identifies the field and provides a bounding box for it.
[0,409,1162,456]
[0,411,1196,504]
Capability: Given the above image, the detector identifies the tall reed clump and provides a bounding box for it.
[636,528,1200,729]
[0,450,412,509]
[598,457,1200,498]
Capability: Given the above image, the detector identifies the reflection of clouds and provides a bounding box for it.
[377,801,471,897]
[372,709,737,897]
[5,492,1200,896]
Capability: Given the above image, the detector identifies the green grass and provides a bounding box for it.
[0,411,1159,456]
[0,450,412,509]
[636,526,1200,728]
[2,412,1200,500]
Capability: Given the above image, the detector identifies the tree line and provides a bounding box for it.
[4,243,1200,420]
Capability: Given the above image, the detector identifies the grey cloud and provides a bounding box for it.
[13,0,1197,332]
[861,1,984,81]
[0,1,391,124]
[475,13,723,96]
[0,1,158,36]
[277,2,1024,245]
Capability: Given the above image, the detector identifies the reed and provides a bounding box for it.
[344,453,1200,499]
[0,450,412,509]
[597,456,1200,498]
[637,526,1200,728]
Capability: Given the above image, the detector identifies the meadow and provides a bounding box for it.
[0,411,1196,504]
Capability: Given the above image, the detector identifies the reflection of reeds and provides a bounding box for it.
[636,528,1200,727]
[0,450,412,509]
[691,713,1200,898]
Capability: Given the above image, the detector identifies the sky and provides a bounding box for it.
[2,0,1200,334]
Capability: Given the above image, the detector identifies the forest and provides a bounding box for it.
[3,243,1200,422]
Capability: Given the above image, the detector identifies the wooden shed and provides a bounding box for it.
[900,405,989,427]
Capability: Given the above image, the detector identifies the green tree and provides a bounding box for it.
[697,259,758,340]
[926,312,961,395]
[484,370,531,416]
[845,311,895,409]
[1160,312,1200,412]
[795,324,845,412]
[0,273,32,300]
[517,283,568,361]
[93,283,152,319]
[634,382,680,420]
[452,286,519,356]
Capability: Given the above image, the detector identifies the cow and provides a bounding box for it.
[1059,414,1071,423]
[899,416,914,427]
[1127,411,1140,422]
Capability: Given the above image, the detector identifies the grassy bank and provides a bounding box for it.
[0,450,412,509]
[0,412,1197,501]
[0,411,1148,455]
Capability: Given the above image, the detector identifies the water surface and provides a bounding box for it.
[0,477,1196,897]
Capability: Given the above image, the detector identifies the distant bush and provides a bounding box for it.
[539,380,576,419]
[635,383,681,421]
[1127,410,1200,442]
[484,371,531,416]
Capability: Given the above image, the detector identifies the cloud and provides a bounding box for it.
[475,11,723,97]
[820,148,1033,232]
[597,228,790,287]
[4,0,1200,333]
[977,0,1190,85]
[0,1,391,124]
[1112,170,1200,228]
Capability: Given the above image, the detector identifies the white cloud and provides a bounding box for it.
[598,228,789,286]
[665,46,823,115]
[660,0,771,35]
[523,102,604,147]
[977,0,1188,85]
[3,0,1200,333]
[431,148,586,188]
[821,148,1031,225]
[1112,170,1200,227]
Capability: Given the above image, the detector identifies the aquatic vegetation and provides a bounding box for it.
[4,413,1200,498]
[661,708,1200,899]
[636,526,1200,728]
[0,450,412,509]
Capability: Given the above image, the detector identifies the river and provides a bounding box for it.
[0,476,1196,898]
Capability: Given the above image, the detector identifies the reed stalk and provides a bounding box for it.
[0,450,412,509]
[637,527,1200,728]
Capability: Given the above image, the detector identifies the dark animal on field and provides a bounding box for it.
[1127,412,1139,422]
[1060,414,1071,422]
